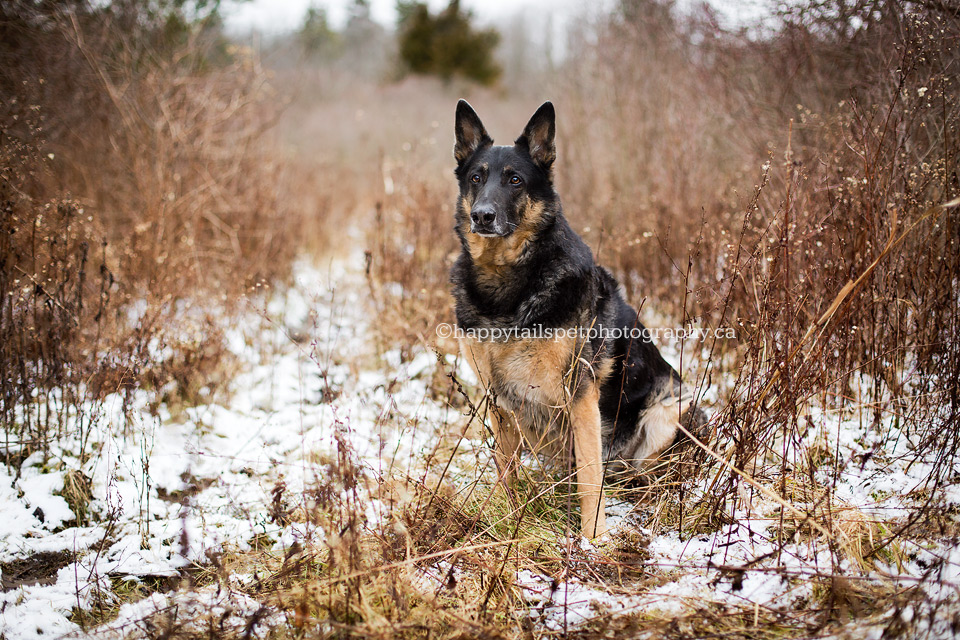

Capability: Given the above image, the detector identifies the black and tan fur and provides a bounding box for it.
[451,100,699,538]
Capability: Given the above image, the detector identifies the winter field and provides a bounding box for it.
[3,2,960,639]
[3,248,960,639]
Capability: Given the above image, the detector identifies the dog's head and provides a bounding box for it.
[453,100,558,239]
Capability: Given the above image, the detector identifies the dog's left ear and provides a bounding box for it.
[515,101,556,171]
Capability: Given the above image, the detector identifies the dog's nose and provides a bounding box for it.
[471,207,496,227]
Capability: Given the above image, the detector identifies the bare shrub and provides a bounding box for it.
[0,1,303,458]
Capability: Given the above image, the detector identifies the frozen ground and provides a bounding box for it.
[1,252,958,638]
[0,252,446,638]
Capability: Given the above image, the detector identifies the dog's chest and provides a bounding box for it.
[460,336,576,411]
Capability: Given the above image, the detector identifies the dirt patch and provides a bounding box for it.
[1,551,75,591]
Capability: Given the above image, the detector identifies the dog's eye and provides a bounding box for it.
[510,175,522,185]
[471,174,481,184]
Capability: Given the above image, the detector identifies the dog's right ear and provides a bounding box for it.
[454,100,492,167]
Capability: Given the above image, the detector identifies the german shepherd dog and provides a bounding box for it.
[450,100,699,538]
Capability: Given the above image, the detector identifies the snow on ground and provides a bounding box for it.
[0,251,449,638]
[1,251,959,638]
[72,584,284,640]
[517,395,960,636]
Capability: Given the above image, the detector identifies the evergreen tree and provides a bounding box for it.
[396,0,501,85]
[298,5,342,60]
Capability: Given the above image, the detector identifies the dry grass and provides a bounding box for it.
[1,2,305,461]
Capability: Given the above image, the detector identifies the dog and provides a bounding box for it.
[450,100,700,538]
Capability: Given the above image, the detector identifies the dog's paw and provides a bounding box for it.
[591,529,613,545]
[681,405,709,442]
[604,458,652,488]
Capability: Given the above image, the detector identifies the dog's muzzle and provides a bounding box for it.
[470,205,505,237]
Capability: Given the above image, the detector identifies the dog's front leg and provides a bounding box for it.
[570,383,608,538]
[489,403,522,500]
[460,340,521,496]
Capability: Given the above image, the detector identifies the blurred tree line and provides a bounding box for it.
[3,0,502,87]
[50,0,237,65]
